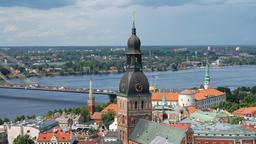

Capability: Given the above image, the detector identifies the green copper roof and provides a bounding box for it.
[129,119,186,144]
[189,111,234,123]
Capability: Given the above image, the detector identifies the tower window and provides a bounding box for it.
[135,101,137,109]
[141,101,144,109]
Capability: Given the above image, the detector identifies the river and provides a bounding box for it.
[0,65,256,118]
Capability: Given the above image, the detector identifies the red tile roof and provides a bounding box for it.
[152,92,179,101]
[187,106,198,114]
[152,88,224,101]
[233,107,256,117]
[91,112,102,120]
[170,123,190,130]
[194,88,225,100]
[101,104,118,114]
[37,128,72,142]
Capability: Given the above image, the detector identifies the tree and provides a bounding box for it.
[13,135,35,144]
[80,108,89,122]
[101,111,115,124]
[95,103,109,112]
[0,119,3,125]
[0,66,10,75]
[231,116,243,125]
[3,118,10,123]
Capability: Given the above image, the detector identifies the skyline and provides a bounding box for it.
[0,0,256,46]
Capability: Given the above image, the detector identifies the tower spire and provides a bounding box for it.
[204,58,210,89]
[88,80,95,115]
[132,11,136,35]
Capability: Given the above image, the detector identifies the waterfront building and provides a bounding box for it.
[178,89,197,107]
[152,88,225,110]
[233,107,256,118]
[117,22,152,144]
[36,128,75,144]
[88,80,95,115]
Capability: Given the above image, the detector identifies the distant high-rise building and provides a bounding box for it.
[117,21,152,144]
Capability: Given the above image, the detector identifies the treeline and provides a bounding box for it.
[213,86,256,112]
[223,57,256,65]
[46,102,114,123]
[60,60,126,75]
[0,114,37,125]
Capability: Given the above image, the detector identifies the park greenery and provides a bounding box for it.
[101,111,115,124]
[213,86,256,112]
[13,135,35,144]
[46,107,89,122]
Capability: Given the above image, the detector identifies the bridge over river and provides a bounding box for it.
[0,83,118,102]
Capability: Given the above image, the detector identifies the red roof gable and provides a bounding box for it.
[37,128,72,142]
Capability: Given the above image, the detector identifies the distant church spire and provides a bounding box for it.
[87,80,95,115]
[204,58,210,89]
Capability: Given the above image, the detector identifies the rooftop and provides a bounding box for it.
[152,92,179,101]
[37,128,72,142]
[180,119,255,137]
[101,103,118,114]
[195,88,225,101]
[129,119,186,144]
[233,107,256,117]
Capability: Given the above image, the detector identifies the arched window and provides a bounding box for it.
[135,101,137,109]
[122,115,125,124]
[141,101,144,109]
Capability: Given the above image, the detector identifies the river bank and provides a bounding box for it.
[0,65,256,118]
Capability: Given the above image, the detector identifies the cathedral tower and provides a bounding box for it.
[117,22,152,144]
[87,80,95,115]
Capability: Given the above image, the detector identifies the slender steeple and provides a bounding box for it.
[87,80,95,115]
[204,59,210,89]
[132,21,136,35]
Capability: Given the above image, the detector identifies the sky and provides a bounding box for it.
[0,0,255,46]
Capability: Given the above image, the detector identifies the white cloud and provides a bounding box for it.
[3,24,18,32]
[0,0,255,46]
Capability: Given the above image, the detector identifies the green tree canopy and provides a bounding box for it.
[13,135,35,144]
[101,111,115,124]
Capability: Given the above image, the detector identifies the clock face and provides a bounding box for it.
[135,83,143,92]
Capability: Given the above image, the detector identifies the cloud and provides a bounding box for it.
[3,24,18,32]
[0,0,75,9]
[0,0,255,46]
[131,0,256,7]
